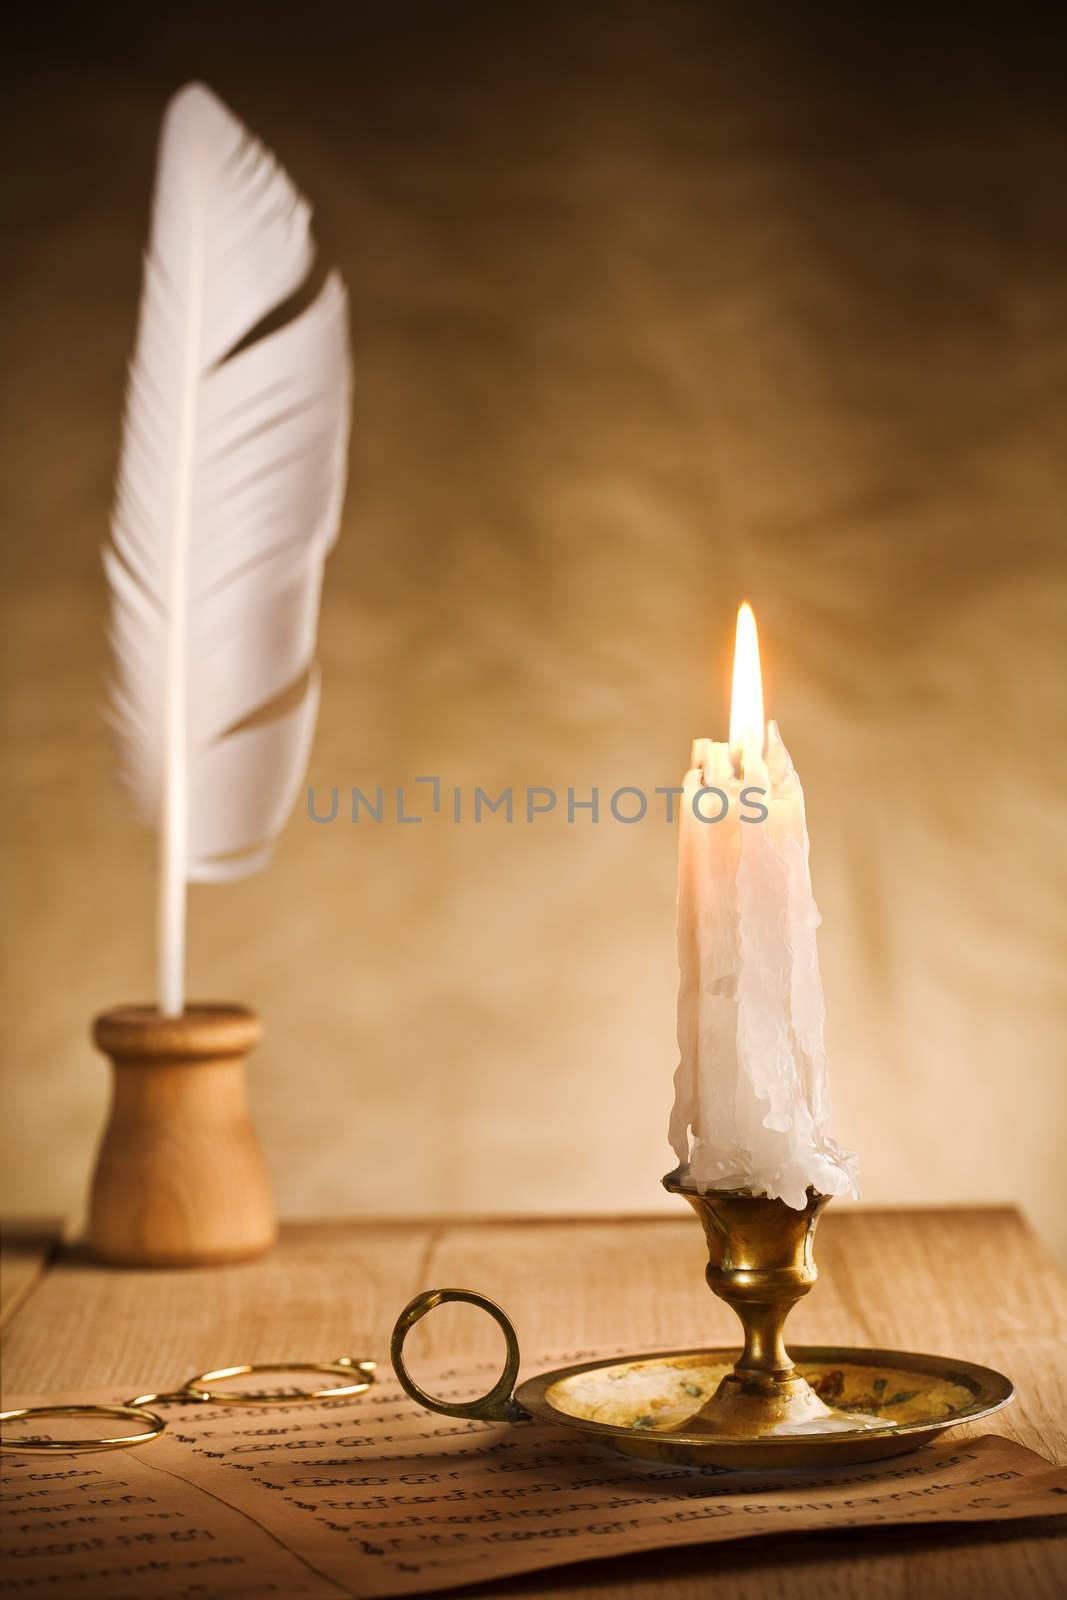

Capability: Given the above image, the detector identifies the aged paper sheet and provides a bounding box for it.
[3,1357,1066,1598]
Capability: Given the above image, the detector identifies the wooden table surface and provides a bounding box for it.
[3,1207,1066,1598]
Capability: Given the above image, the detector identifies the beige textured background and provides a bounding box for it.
[2,5,1065,1257]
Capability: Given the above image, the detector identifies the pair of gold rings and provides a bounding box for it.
[0,1357,377,1454]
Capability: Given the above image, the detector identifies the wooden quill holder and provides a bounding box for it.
[88,1005,276,1266]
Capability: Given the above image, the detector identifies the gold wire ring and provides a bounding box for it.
[0,1403,166,1454]
[182,1357,377,1406]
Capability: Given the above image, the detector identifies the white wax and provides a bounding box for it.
[668,720,857,1210]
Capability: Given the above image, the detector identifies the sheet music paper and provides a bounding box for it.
[3,1356,1066,1598]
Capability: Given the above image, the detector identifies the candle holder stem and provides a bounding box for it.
[664,1174,833,1434]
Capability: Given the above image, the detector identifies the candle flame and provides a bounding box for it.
[729,601,764,764]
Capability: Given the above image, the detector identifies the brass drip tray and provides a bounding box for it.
[519,1344,1013,1468]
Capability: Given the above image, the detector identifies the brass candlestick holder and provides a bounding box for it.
[662,1175,834,1436]
[391,1177,1013,1469]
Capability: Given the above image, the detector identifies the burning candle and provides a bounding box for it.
[668,603,857,1209]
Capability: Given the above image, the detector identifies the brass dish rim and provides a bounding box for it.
[515,1343,1015,1447]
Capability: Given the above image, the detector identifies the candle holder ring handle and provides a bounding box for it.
[391,1289,529,1423]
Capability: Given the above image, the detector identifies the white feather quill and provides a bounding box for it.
[106,82,351,1015]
